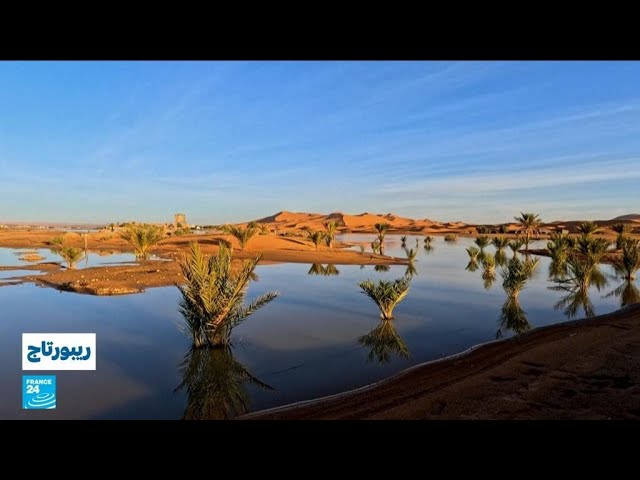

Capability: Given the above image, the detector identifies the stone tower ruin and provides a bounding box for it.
[174,213,187,228]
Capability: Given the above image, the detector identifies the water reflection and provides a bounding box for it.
[605,279,640,307]
[307,264,340,276]
[549,257,608,319]
[374,264,390,273]
[175,347,273,420]
[358,319,410,364]
[497,295,530,339]
[496,257,538,338]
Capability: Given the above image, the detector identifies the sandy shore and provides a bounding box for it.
[241,303,640,420]
[0,230,408,295]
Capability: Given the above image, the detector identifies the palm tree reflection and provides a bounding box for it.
[358,319,410,364]
[307,263,340,276]
[496,257,538,338]
[175,346,273,420]
[605,279,640,308]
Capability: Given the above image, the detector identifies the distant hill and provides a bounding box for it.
[611,214,640,221]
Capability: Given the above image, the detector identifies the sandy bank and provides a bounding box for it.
[241,303,640,420]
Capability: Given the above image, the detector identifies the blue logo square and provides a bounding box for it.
[22,375,56,410]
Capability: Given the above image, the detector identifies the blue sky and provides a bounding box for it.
[1,61,639,224]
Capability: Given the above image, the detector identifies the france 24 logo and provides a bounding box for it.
[23,376,56,410]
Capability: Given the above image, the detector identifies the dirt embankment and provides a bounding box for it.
[241,304,640,420]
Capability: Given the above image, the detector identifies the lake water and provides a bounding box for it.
[0,235,631,419]
[0,247,161,269]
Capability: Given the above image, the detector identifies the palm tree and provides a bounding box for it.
[175,346,272,420]
[323,221,338,249]
[424,236,434,245]
[371,240,381,254]
[496,256,537,338]
[466,246,480,262]
[474,236,490,251]
[176,242,279,347]
[549,254,607,319]
[222,223,258,251]
[481,253,496,289]
[307,230,325,250]
[58,246,85,269]
[466,259,479,272]
[359,276,411,320]
[358,319,410,364]
[492,237,509,251]
[374,223,391,251]
[120,224,164,260]
[611,239,640,281]
[612,223,632,250]
[514,212,541,251]
[404,247,417,263]
[577,221,601,237]
[508,238,525,258]
[495,248,507,266]
[257,223,269,235]
[500,256,539,298]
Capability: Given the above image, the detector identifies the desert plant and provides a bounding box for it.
[501,256,539,298]
[612,222,631,234]
[498,225,508,234]
[371,240,381,254]
[359,245,365,254]
[58,246,85,269]
[611,239,640,281]
[514,212,541,250]
[258,223,269,235]
[176,242,279,347]
[222,223,258,251]
[307,230,325,250]
[476,225,490,234]
[492,237,509,250]
[466,246,480,261]
[508,238,525,257]
[358,319,410,364]
[401,235,407,247]
[120,224,164,260]
[444,233,457,242]
[495,248,507,266]
[404,247,417,263]
[323,221,338,248]
[374,222,390,240]
[577,221,601,237]
[466,259,479,272]
[424,236,434,245]
[359,276,411,320]
[474,236,490,251]
[175,346,272,420]
[482,253,496,289]
[50,235,65,250]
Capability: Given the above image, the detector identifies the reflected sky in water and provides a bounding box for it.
[0,234,630,419]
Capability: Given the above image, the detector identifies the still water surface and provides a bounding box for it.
[0,235,631,419]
